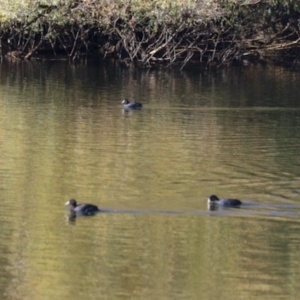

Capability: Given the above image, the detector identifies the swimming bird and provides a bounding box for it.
[65,199,101,215]
[207,195,242,207]
[122,99,143,110]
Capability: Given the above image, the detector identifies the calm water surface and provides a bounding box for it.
[0,60,300,299]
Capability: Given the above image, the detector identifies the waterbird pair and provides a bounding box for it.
[65,195,242,215]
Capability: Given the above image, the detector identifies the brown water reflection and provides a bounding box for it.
[3,212,300,300]
[0,61,300,299]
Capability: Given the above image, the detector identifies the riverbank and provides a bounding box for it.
[0,0,299,68]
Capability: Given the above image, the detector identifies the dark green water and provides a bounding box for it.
[0,60,300,299]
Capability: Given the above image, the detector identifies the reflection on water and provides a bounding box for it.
[1,61,300,299]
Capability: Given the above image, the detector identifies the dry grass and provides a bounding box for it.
[0,0,237,23]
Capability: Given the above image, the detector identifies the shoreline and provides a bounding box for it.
[1,1,299,69]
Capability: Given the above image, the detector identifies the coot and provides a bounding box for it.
[207,195,242,207]
[122,99,143,110]
[65,199,101,215]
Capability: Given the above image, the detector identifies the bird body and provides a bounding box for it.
[65,199,100,215]
[207,195,242,207]
[122,99,143,110]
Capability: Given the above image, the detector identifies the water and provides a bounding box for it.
[0,60,300,299]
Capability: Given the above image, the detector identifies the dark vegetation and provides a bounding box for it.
[1,0,300,69]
